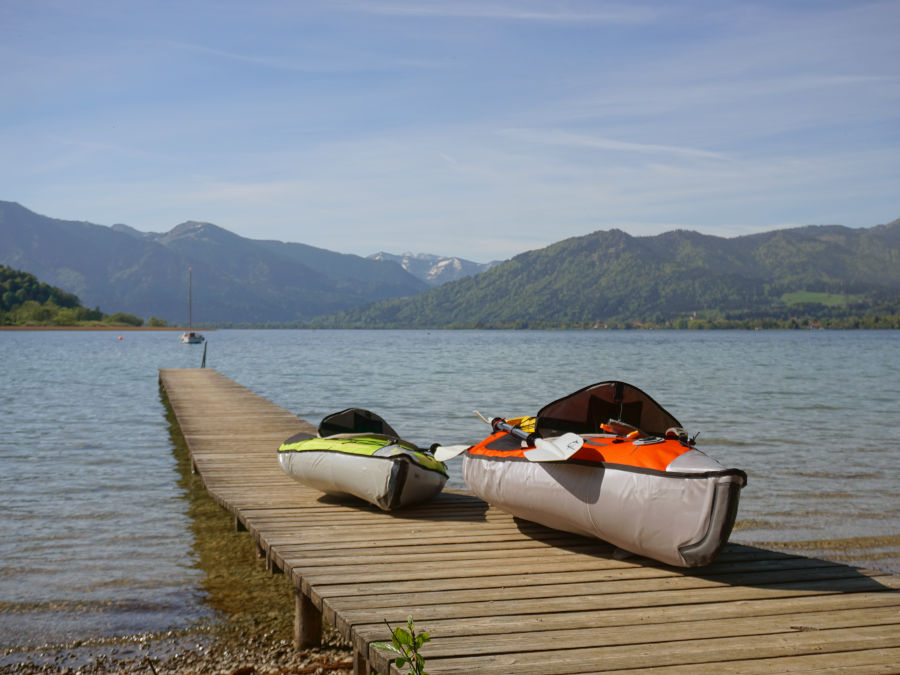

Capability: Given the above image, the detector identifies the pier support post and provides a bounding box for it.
[294,589,322,649]
[266,551,283,574]
[353,648,369,675]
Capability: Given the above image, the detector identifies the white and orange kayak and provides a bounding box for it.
[452,382,746,567]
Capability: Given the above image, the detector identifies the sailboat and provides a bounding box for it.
[179,267,205,344]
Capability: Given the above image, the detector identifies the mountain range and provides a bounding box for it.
[316,220,900,328]
[2,200,898,327]
[0,201,438,324]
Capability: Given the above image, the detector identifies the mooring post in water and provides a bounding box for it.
[201,341,207,368]
[294,588,322,648]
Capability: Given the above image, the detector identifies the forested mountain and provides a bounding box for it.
[316,221,900,328]
[0,264,143,326]
[368,251,499,285]
[0,202,427,324]
[4,200,897,328]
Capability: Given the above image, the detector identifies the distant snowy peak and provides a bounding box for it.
[369,251,499,286]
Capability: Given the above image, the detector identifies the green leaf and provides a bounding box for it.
[394,627,413,647]
[377,615,431,675]
[371,641,402,655]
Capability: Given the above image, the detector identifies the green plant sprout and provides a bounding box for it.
[372,615,430,675]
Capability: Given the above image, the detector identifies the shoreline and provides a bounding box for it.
[1,623,352,675]
[0,326,212,332]
[3,323,898,332]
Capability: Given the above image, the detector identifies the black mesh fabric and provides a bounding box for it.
[318,408,400,438]
[535,381,682,438]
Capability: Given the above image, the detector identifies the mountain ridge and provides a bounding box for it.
[0,201,428,323]
[3,200,897,327]
[316,218,900,328]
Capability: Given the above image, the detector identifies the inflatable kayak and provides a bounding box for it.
[278,408,448,510]
[456,382,746,567]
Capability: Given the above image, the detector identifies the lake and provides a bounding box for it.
[1,328,898,652]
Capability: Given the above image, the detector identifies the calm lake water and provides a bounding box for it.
[1,329,898,650]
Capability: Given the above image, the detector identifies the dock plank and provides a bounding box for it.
[159,368,900,675]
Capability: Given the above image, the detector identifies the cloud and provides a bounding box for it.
[499,128,730,161]
[162,39,445,74]
[331,0,658,23]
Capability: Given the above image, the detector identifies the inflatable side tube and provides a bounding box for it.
[278,447,446,510]
[389,460,451,510]
[278,449,393,507]
[678,478,743,567]
[462,454,743,567]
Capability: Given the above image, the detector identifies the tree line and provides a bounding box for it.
[0,265,157,327]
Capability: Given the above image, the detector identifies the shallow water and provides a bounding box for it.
[1,328,898,650]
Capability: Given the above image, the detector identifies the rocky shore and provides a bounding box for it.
[1,623,353,674]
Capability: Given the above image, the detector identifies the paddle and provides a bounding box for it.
[432,443,472,462]
[431,412,584,462]
[524,432,583,461]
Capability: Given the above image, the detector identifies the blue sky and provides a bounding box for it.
[2,1,898,262]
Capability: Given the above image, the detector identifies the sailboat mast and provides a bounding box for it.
[188,267,193,331]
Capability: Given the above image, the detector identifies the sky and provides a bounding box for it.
[2,0,898,262]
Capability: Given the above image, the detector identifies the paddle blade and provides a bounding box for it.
[432,444,471,462]
[523,433,583,462]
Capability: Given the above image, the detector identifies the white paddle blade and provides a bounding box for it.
[433,444,471,462]
[523,433,584,462]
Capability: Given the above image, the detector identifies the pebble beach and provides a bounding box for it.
[2,628,353,675]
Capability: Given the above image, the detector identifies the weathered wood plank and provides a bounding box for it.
[351,591,900,647]
[307,553,828,603]
[607,649,900,674]
[403,606,900,660]
[407,626,900,675]
[333,573,899,638]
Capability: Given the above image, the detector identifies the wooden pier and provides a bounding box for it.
[159,368,900,674]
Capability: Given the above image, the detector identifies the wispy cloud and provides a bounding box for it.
[163,41,319,73]
[564,74,895,121]
[162,40,444,73]
[500,128,729,161]
[332,0,658,23]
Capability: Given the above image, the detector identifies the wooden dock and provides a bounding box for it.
[159,368,900,674]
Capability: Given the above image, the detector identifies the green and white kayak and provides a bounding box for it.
[277,409,448,511]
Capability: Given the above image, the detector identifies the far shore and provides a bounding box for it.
[0,325,214,331]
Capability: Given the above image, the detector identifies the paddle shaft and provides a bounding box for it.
[490,417,539,445]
